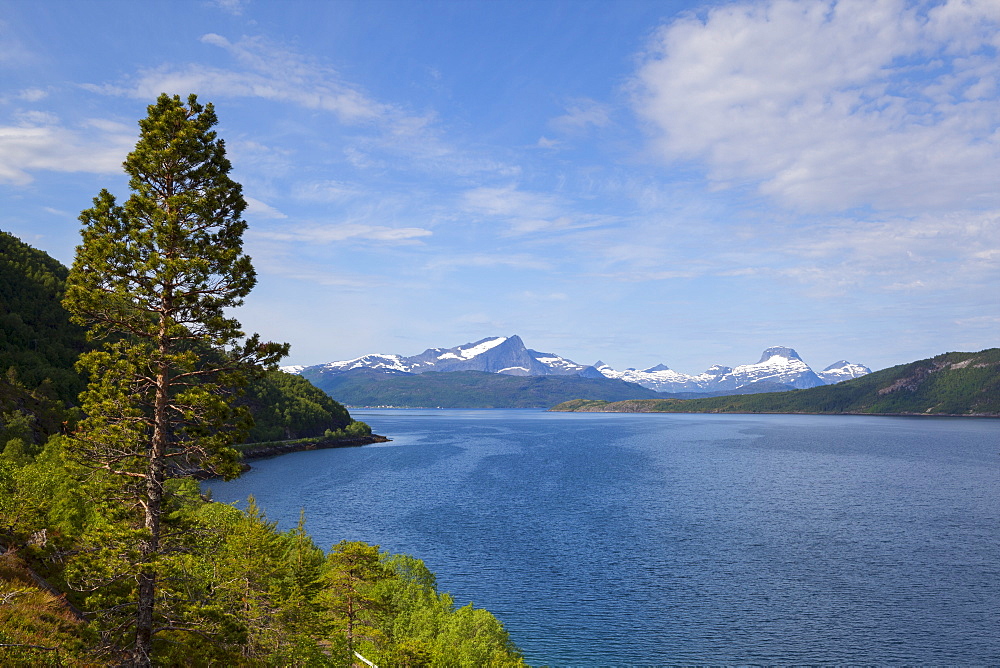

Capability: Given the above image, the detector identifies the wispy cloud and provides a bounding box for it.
[0,20,36,68]
[209,0,248,17]
[252,223,432,244]
[82,33,387,124]
[244,197,287,219]
[292,180,365,203]
[83,33,515,182]
[460,185,614,235]
[550,98,612,134]
[424,253,552,272]
[0,117,133,185]
[632,0,1000,213]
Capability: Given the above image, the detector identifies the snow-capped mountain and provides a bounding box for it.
[593,361,698,393]
[816,360,872,384]
[713,346,825,390]
[285,337,871,395]
[286,335,590,378]
[596,346,871,392]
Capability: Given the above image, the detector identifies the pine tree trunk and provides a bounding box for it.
[133,345,170,666]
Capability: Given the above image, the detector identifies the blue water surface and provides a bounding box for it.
[205,410,1000,665]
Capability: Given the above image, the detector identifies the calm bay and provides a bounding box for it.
[205,409,1000,665]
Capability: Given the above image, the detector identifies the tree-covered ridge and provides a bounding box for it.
[0,228,357,448]
[551,348,1000,416]
[0,230,87,406]
[243,369,352,442]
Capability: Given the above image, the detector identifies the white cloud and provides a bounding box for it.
[462,185,559,219]
[82,33,516,182]
[632,0,1000,213]
[741,207,1000,298]
[0,20,35,68]
[0,120,133,185]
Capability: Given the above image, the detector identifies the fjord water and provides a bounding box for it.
[206,410,1000,665]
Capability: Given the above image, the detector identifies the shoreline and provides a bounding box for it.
[549,406,1000,418]
[194,434,392,479]
[238,434,391,462]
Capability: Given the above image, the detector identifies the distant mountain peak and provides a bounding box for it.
[817,359,872,383]
[643,363,672,373]
[757,346,803,363]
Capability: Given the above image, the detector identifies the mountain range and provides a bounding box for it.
[553,348,1000,417]
[284,335,871,406]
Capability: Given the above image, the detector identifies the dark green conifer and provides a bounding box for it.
[62,93,288,666]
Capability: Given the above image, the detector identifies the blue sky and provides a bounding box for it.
[2,0,999,374]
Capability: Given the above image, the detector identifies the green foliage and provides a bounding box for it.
[2,472,525,665]
[242,369,352,442]
[319,540,396,660]
[554,348,1000,416]
[305,368,661,408]
[323,420,373,440]
[61,93,289,665]
[373,553,525,667]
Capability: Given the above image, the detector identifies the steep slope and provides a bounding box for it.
[0,229,358,445]
[552,349,1000,416]
[240,369,354,442]
[0,230,88,405]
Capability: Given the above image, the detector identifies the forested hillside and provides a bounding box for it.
[552,348,1000,416]
[0,229,357,446]
[1,223,521,662]
[0,467,523,665]
[0,230,87,406]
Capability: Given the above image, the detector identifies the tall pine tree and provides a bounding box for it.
[63,93,288,666]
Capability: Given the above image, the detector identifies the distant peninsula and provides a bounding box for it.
[551,348,1000,417]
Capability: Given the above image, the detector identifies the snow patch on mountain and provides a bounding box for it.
[320,353,409,373]
[458,336,508,359]
[596,362,697,393]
